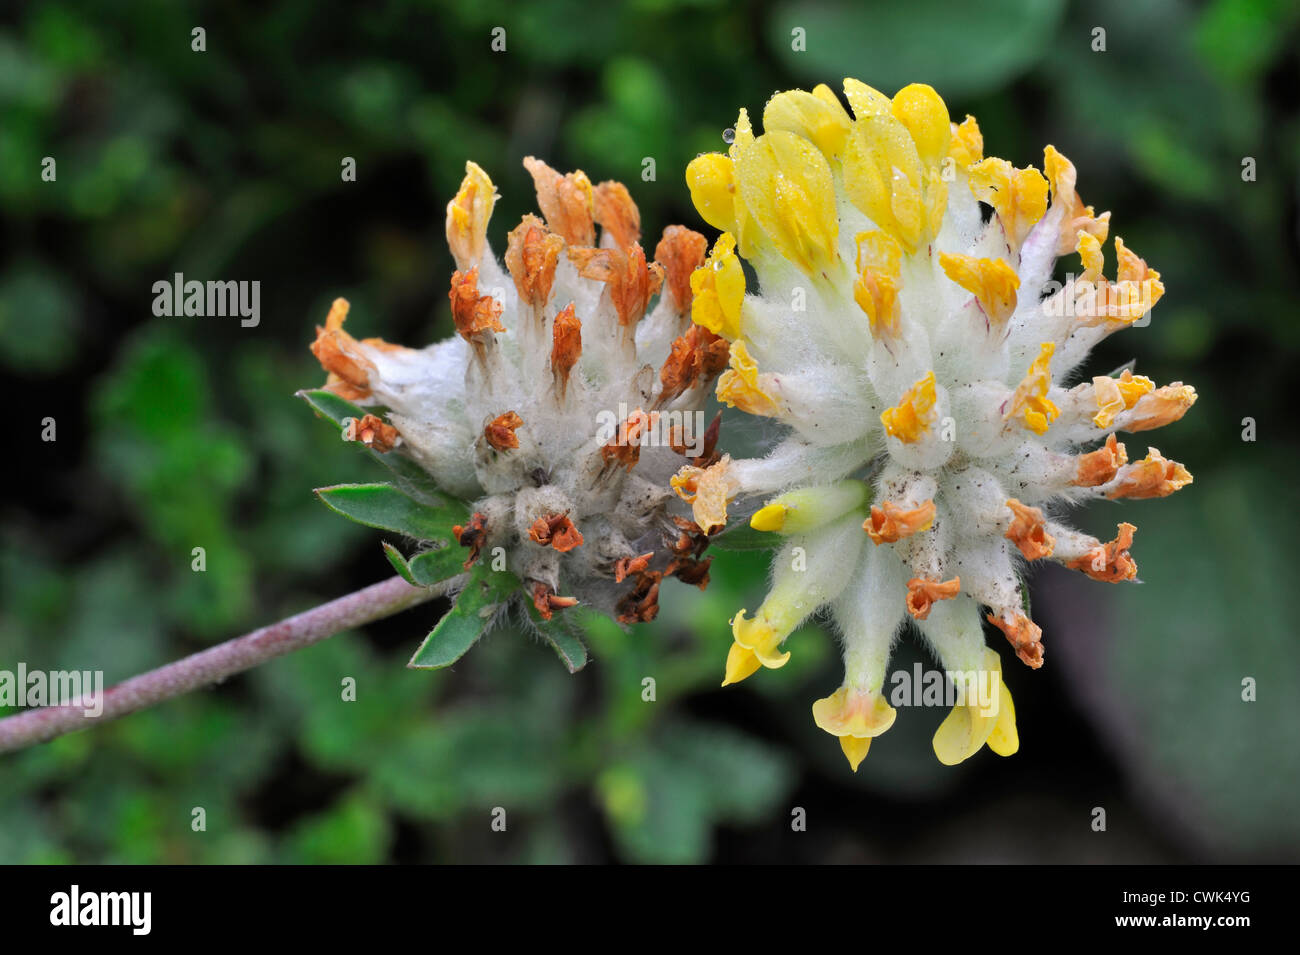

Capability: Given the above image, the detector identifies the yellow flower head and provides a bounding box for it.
[689,79,1194,772]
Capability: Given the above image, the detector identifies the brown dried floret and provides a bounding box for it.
[343,413,401,453]
[523,156,595,248]
[505,214,565,309]
[987,610,1045,668]
[654,225,708,314]
[1065,522,1138,582]
[1003,499,1055,560]
[531,581,579,621]
[905,576,961,620]
[484,411,523,451]
[528,512,585,552]
[568,244,664,330]
[600,409,658,471]
[452,512,489,569]
[616,570,663,624]
[613,552,654,583]
[593,180,642,250]
[864,500,936,545]
[449,268,506,343]
[1073,433,1128,487]
[550,303,582,400]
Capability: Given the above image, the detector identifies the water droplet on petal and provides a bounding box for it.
[722,127,736,145]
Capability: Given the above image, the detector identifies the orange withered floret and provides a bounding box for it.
[528,512,585,553]
[1106,448,1192,500]
[1043,145,1111,257]
[592,180,642,250]
[601,409,658,471]
[523,156,595,247]
[613,552,654,583]
[452,512,489,570]
[449,268,506,343]
[549,303,582,400]
[505,214,566,309]
[484,411,523,451]
[670,410,722,467]
[905,576,961,620]
[568,244,665,330]
[343,413,401,452]
[658,325,731,405]
[616,569,663,624]
[1066,522,1138,582]
[864,499,937,545]
[310,298,377,401]
[987,610,1045,668]
[1004,498,1055,560]
[531,581,579,621]
[1125,383,1198,432]
[667,555,713,590]
[1073,433,1128,487]
[654,225,709,314]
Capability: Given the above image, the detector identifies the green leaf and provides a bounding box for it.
[381,541,419,586]
[383,540,467,587]
[316,483,460,542]
[528,607,589,673]
[708,522,779,552]
[406,547,468,586]
[407,567,512,669]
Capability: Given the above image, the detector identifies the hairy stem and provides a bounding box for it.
[0,574,458,755]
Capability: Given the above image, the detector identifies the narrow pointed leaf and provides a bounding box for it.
[382,541,420,586]
[406,546,468,586]
[542,621,588,673]
[316,483,461,541]
[407,566,513,669]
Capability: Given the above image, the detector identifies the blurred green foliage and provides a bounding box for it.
[1,0,1297,862]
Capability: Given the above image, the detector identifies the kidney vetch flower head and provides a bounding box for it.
[676,79,1197,769]
[303,158,729,669]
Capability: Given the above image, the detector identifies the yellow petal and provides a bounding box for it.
[933,699,998,765]
[842,77,891,120]
[812,686,897,738]
[731,609,791,669]
[840,735,872,772]
[722,641,762,686]
[763,87,852,160]
[751,481,871,535]
[853,230,905,337]
[933,649,1008,764]
[881,371,938,443]
[750,502,788,532]
[986,681,1019,756]
[949,115,984,169]
[734,130,840,276]
[842,112,925,250]
[689,233,745,340]
[716,340,781,417]
[1005,343,1059,435]
[890,83,951,168]
[939,253,1021,327]
[968,157,1048,251]
[445,161,498,271]
[686,153,739,236]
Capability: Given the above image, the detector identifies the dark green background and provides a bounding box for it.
[2,0,1298,863]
